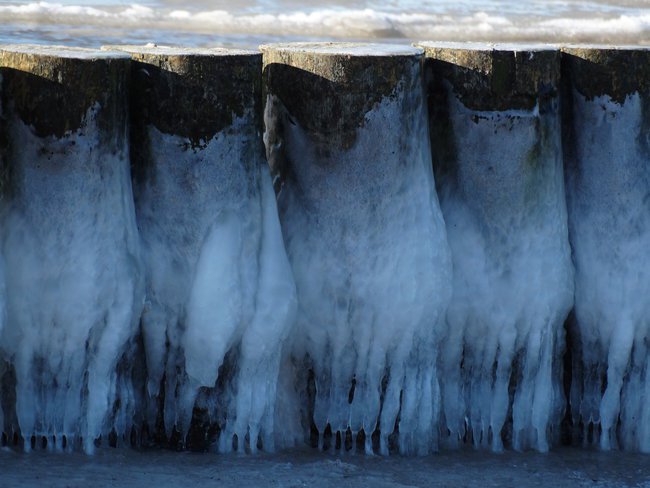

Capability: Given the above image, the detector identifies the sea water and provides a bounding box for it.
[0,0,649,47]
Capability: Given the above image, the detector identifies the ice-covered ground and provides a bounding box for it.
[1,447,649,488]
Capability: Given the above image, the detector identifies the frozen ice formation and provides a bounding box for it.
[262,43,452,455]
[563,48,650,453]
[0,46,143,453]
[115,46,297,452]
[420,44,574,452]
[0,41,650,456]
[0,237,4,439]
[0,71,4,442]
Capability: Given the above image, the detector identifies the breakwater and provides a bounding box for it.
[0,42,648,454]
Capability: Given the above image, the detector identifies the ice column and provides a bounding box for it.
[0,73,4,335]
[0,45,144,453]
[0,74,5,442]
[419,43,574,452]
[107,46,296,452]
[562,47,650,452]
[262,42,452,455]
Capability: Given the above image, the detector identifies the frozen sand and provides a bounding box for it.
[1,447,649,487]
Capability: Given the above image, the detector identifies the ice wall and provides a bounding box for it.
[0,41,648,456]
[0,45,144,453]
[563,48,650,452]
[420,43,574,452]
[262,43,452,455]
[111,46,297,452]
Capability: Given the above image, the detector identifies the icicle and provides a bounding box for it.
[563,47,650,451]
[111,46,297,451]
[419,43,574,451]
[0,45,144,453]
[262,42,452,454]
